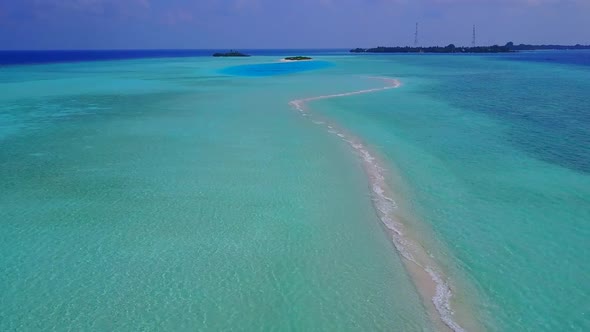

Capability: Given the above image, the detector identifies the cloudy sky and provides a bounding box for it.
[0,0,589,49]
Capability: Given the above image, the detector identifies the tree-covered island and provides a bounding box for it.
[283,56,313,61]
[212,51,251,57]
[351,42,590,54]
[351,44,510,53]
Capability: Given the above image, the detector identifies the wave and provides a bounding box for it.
[290,77,468,332]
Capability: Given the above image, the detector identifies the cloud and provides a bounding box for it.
[1,0,589,48]
[232,0,261,10]
[160,9,193,25]
[423,0,581,4]
[0,0,151,21]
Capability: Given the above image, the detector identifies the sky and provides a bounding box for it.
[0,0,589,50]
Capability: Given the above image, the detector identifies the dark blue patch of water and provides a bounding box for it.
[0,50,348,67]
[220,61,333,77]
[426,54,590,174]
[0,50,213,66]
[498,50,590,68]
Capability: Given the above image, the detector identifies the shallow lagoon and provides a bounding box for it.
[1,51,589,331]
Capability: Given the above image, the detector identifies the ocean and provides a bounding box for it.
[1,50,588,331]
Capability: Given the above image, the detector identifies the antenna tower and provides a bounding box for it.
[414,23,419,47]
[472,25,476,47]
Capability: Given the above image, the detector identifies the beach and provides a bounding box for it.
[291,76,472,332]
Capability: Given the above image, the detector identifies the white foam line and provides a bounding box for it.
[289,77,467,332]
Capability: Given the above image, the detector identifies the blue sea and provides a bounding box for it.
[1,49,589,331]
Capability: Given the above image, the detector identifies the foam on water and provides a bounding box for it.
[290,77,467,332]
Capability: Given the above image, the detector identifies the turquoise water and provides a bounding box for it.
[306,54,590,331]
[0,57,431,330]
[1,52,589,331]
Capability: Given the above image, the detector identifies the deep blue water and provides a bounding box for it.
[500,49,590,67]
[0,49,347,66]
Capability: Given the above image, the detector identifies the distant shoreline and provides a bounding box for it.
[1,48,588,67]
[351,43,590,54]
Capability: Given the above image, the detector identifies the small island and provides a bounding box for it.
[282,56,313,61]
[212,50,250,57]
